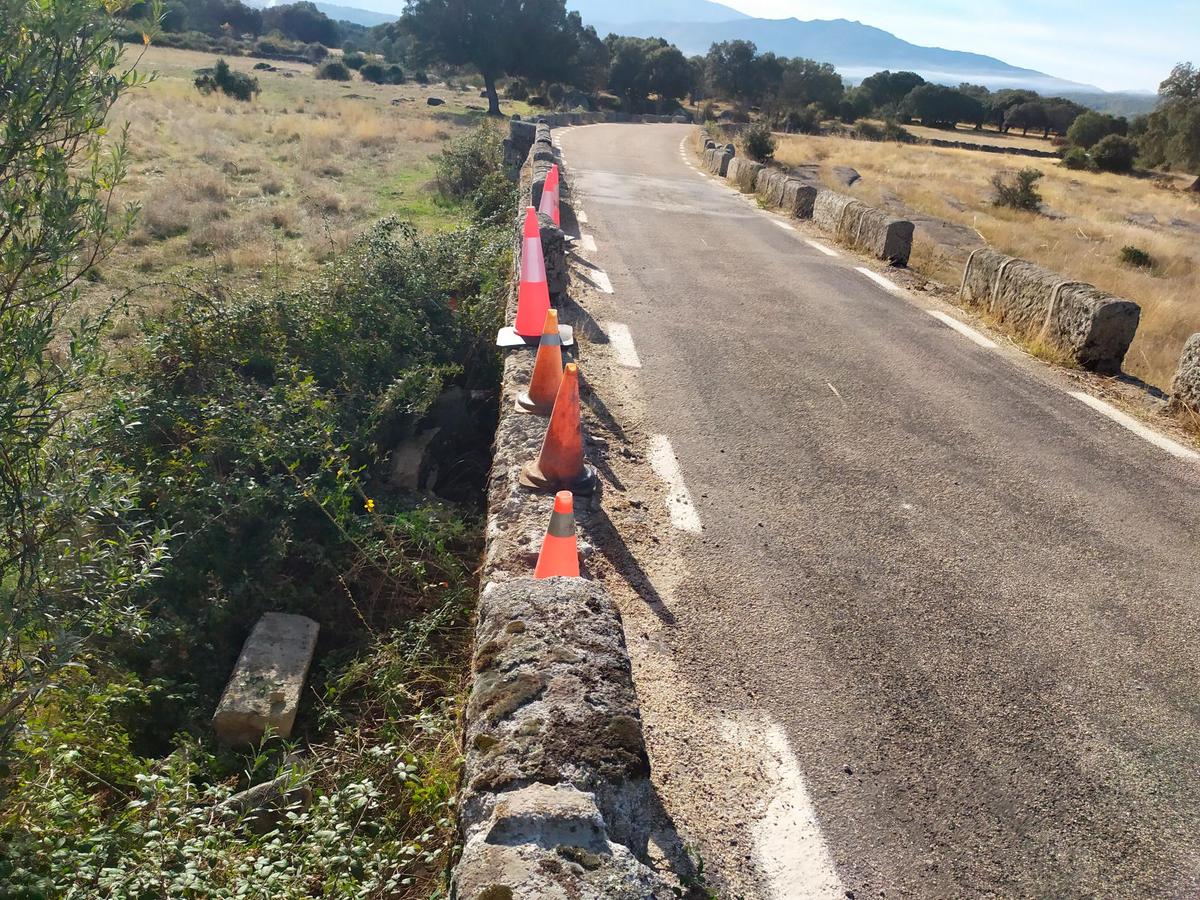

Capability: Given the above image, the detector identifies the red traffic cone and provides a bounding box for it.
[513,206,550,338]
[538,164,561,228]
[534,491,580,578]
[520,362,597,494]
[516,308,563,415]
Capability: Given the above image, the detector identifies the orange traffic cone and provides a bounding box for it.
[538,164,561,227]
[520,362,597,494]
[502,206,551,343]
[534,491,580,578]
[516,309,563,415]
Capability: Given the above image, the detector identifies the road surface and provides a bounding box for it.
[555,123,1200,899]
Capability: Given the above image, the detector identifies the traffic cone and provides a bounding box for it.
[520,362,597,494]
[538,164,561,227]
[534,491,580,578]
[494,207,551,347]
[515,309,563,415]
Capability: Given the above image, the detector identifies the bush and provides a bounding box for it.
[316,59,351,81]
[414,70,429,85]
[342,50,365,70]
[304,42,328,63]
[359,62,385,84]
[741,122,777,162]
[784,105,821,135]
[1061,146,1092,170]
[385,64,406,84]
[1120,245,1154,269]
[547,83,565,108]
[194,58,260,101]
[699,100,717,122]
[991,167,1044,211]
[504,79,529,100]
[1091,134,1138,173]
[434,123,506,201]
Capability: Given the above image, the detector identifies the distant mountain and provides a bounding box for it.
[587,16,1099,95]
[245,1,397,28]
[566,0,746,25]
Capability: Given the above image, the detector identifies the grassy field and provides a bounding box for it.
[896,120,1063,152]
[775,133,1200,390]
[94,45,529,322]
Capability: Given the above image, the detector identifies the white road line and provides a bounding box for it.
[805,239,840,257]
[725,717,845,900]
[1069,392,1199,460]
[855,266,906,296]
[579,233,597,253]
[925,309,998,349]
[589,269,613,294]
[576,210,588,224]
[605,322,642,369]
[648,435,702,533]
[773,220,795,231]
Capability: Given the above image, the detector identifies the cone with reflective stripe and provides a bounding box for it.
[534,491,580,578]
[538,164,561,227]
[520,362,597,494]
[513,206,551,338]
[515,309,563,415]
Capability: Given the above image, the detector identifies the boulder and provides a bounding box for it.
[427,97,445,106]
[215,765,312,835]
[832,165,861,187]
[213,613,319,746]
[960,248,1141,374]
[1169,333,1200,414]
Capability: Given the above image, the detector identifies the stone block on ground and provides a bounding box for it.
[727,157,764,193]
[213,613,319,746]
[1171,334,1200,414]
[960,248,1140,374]
[812,189,913,265]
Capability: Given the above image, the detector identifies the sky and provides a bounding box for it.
[716,0,1197,92]
[341,0,1195,92]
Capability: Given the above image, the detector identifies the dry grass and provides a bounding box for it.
[90,45,501,310]
[775,132,1200,390]
[897,121,1062,153]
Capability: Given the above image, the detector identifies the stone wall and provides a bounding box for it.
[726,157,764,193]
[755,169,818,219]
[813,189,914,265]
[453,126,673,900]
[1169,334,1200,414]
[960,248,1141,374]
[702,141,735,177]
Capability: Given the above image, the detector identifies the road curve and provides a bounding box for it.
[558,123,1200,899]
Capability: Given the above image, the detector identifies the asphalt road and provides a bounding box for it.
[558,123,1200,898]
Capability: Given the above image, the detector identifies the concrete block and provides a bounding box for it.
[961,248,1140,374]
[1171,334,1200,414]
[213,613,319,746]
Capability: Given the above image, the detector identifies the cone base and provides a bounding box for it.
[497,324,575,349]
[519,461,597,495]
[515,391,553,416]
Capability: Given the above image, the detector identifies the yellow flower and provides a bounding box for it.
[364,498,375,512]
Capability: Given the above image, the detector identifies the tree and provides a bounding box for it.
[403,0,589,116]
[901,84,982,129]
[0,0,168,761]
[988,88,1038,131]
[605,36,691,113]
[771,57,843,117]
[262,1,339,46]
[1005,100,1047,136]
[1136,62,1200,173]
[1067,110,1126,148]
[858,70,925,112]
[1091,134,1138,173]
[1044,99,1086,137]
[705,40,760,103]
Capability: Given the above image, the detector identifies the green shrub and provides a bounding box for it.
[991,167,1044,211]
[1091,134,1138,173]
[304,42,328,63]
[741,122,777,162]
[414,70,429,85]
[1061,146,1092,170]
[385,64,406,85]
[359,61,385,83]
[315,59,351,81]
[342,50,366,70]
[194,58,260,101]
[1119,245,1153,268]
[434,123,506,202]
[784,105,821,135]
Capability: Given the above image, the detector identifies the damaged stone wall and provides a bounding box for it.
[960,248,1141,374]
[454,126,674,900]
[812,189,914,265]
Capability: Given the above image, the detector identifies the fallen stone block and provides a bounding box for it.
[960,248,1140,374]
[215,763,312,835]
[213,613,319,746]
[1170,334,1200,414]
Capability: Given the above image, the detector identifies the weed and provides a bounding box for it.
[1120,245,1154,269]
[991,167,1044,211]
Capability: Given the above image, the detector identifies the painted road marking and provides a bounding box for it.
[649,435,702,533]
[805,239,839,258]
[576,210,588,225]
[773,220,795,231]
[725,717,845,900]
[590,269,614,294]
[925,309,998,349]
[1069,392,1199,460]
[606,322,642,369]
[855,266,906,295]
[580,234,597,253]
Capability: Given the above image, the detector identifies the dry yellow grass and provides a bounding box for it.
[897,121,1062,153]
[775,133,1200,390]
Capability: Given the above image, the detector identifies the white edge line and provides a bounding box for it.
[590,269,614,294]
[648,435,702,533]
[855,266,906,295]
[805,239,840,258]
[576,210,588,224]
[605,321,642,369]
[1069,392,1199,460]
[773,220,795,231]
[925,309,998,349]
[579,233,597,253]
